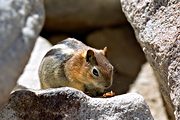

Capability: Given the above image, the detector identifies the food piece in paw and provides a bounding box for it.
[103,91,115,97]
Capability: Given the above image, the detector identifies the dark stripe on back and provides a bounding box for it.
[44,49,59,57]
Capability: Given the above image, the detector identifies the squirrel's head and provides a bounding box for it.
[81,47,113,90]
[65,47,113,92]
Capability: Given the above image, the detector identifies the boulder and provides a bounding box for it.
[0,0,45,107]
[86,26,146,94]
[129,63,168,120]
[44,0,127,32]
[121,0,179,119]
[0,87,154,120]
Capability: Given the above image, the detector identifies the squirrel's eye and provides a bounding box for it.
[92,68,99,77]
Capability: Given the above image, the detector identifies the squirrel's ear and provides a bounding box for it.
[102,47,107,56]
[86,50,97,65]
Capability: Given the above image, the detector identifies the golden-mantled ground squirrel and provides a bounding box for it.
[39,38,113,96]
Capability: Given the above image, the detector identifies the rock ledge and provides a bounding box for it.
[0,87,153,120]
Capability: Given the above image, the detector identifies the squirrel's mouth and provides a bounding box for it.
[104,84,111,89]
[104,85,111,88]
[88,81,112,89]
[98,82,112,89]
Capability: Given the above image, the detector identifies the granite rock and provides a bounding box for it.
[121,0,180,119]
[0,87,154,120]
[0,0,44,107]
[129,63,168,120]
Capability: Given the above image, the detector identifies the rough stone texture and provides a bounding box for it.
[86,26,146,94]
[17,37,52,90]
[129,63,168,120]
[44,0,127,32]
[0,0,45,107]
[0,87,154,120]
[121,0,180,119]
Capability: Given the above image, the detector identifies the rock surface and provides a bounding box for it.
[17,37,52,90]
[129,63,168,120]
[44,0,127,31]
[121,0,180,119]
[86,26,146,94]
[0,0,44,107]
[0,87,154,120]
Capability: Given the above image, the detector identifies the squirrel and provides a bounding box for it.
[38,38,113,96]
